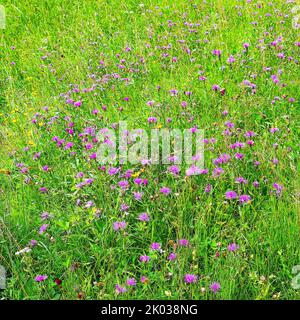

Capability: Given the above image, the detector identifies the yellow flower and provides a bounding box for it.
[165,290,172,297]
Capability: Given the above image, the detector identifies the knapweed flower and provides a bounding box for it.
[178,239,189,247]
[138,213,150,221]
[30,239,37,247]
[35,275,48,282]
[160,187,171,195]
[113,221,127,231]
[140,276,149,284]
[212,49,221,57]
[239,195,251,204]
[205,184,212,193]
[184,274,198,284]
[228,243,240,252]
[115,284,126,294]
[150,242,161,250]
[140,255,150,263]
[168,253,177,261]
[273,183,283,195]
[210,282,221,293]
[39,224,48,234]
[126,278,137,286]
[225,191,237,200]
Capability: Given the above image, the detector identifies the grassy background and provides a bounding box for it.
[0,0,299,299]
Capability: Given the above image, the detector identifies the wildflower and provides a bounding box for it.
[140,255,150,263]
[113,221,127,231]
[39,224,48,234]
[235,153,244,160]
[115,284,126,294]
[227,55,235,64]
[39,187,48,193]
[253,181,259,188]
[212,84,220,91]
[140,276,148,284]
[150,242,161,250]
[168,253,177,261]
[186,165,202,176]
[225,191,237,200]
[35,275,48,282]
[178,239,189,247]
[228,243,240,252]
[210,282,221,293]
[74,101,82,107]
[30,239,37,247]
[126,278,137,286]
[160,187,171,195]
[168,165,180,175]
[212,49,221,57]
[138,213,150,221]
[239,195,251,204]
[184,274,198,283]
[273,183,283,195]
[205,184,212,193]
[118,180,129,190]
[133,192,143,201]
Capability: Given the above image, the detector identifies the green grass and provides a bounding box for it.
[0,0,299,300]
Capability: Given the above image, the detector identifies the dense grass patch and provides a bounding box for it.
[0,0,299,300]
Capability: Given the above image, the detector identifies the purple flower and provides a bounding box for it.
[35,275,48,282]
[115,284,126,294]
[184,274,198,283]
[39,224,48,234]
[212,49,221,57]
[140,255,150,263]
[150,242,161,250]
[273,183,283,195]
[160,187,171,195]
[210,282,221,293]
[30,239,37,247]
[225,191,237,200]
[239,195,251,204]
[113,221,127,231]
[138,213,150,222]
[228,243,240,252]
[168,253,177,261]
[205,184,212,193]
[178,239,189,247]
[126,278,136,286]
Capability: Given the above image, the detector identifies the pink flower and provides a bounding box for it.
[210,282,221,293]
[168,253,177,261]
[239,195,251,204]
[115,284,126,294]
[225,191,237,200]
[35,275,48,282]
[140,255,150,263]
[160,187,171,195]
[228,243,240,252]
[138,213,150,221]
[39,224,48,234]
[113,221,127,231]
[126,278,136,286]
[178,239,189,247]
[150,242,161,250]
[184,274,198,283]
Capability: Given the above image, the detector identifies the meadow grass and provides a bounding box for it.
[0,0,299,300]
